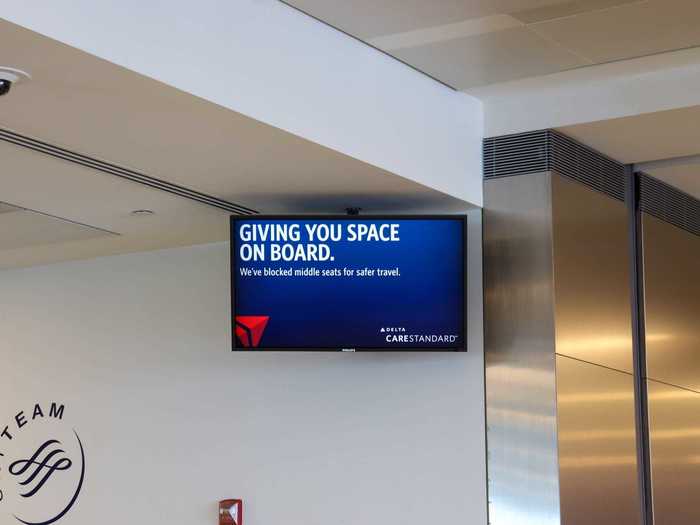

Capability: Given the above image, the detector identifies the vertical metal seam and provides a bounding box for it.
[547,171,564,524]
[627,167,654,525]
[481,207,492,525]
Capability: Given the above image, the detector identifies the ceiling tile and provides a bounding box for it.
[0,207,112,251]
[511,0,639,24]
[286,0,576,38]
[391,26,588,88]
[368,15,523,52]
[531,0,700,64]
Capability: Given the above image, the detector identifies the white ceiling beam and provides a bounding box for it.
[473,47,700,137]
[0,0,483,206]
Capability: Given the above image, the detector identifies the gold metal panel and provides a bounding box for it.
[643,214,700,391]
[556,355,641,525]
[551,174,634,374]
[485,173,561,525]
[647,380,700,525]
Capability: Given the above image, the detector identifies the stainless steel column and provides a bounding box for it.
[485,171,560,525]
[485,170,641,525]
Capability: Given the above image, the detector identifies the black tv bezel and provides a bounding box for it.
[230,214,468,352]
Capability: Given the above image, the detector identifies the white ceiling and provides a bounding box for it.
[560,106,700,165]
[0,201,112,251]
[559,105,700,199]
[0,18,468,269]
[287,0,700,89]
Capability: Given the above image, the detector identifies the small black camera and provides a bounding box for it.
[0,79,11,96]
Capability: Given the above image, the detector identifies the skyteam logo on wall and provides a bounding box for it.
[0,403,85,525]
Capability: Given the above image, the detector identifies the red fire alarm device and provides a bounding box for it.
[219,499,243,525]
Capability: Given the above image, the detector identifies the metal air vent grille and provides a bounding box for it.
[484,129,626,201]
[639,173,700,237]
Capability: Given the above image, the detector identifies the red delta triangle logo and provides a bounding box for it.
[235,316,270,348]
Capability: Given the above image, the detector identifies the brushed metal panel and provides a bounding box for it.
[551,173,634,374]
[485,173,561,525]
[643,213,700,391]
[647,380,700,525]
[556,355,641,525]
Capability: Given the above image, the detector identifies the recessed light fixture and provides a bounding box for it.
[130,209,155,216]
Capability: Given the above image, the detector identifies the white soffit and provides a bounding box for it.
[0,0,484,206]
[559,106,700,164]
[0,18,469,213]
[0,15,473,269]
[557,105,700,200]
[474,47,700,136]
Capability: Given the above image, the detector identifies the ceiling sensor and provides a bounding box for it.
[0,67,31,97]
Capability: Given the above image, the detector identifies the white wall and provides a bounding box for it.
[0,211,486,525]
[2,0,483,206]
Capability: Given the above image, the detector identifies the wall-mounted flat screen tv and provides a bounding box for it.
[231,215,466,351]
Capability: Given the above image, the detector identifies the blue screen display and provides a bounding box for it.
[231,217,465,350]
